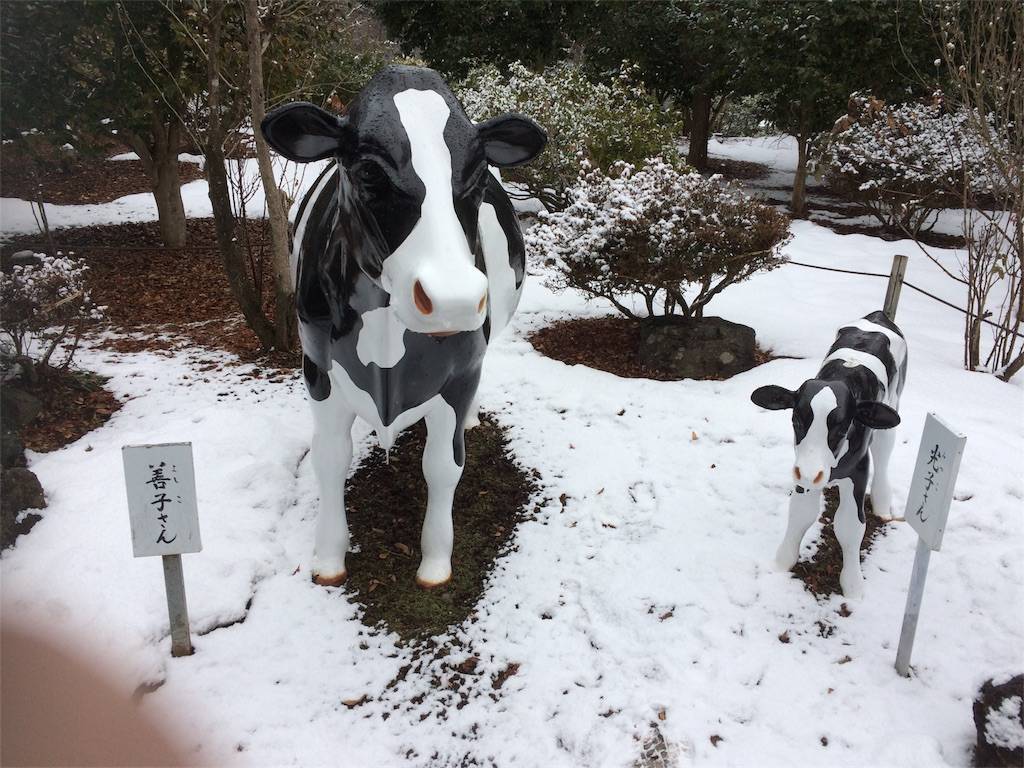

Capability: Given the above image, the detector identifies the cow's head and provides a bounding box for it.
[751,380,899,489]
[261,65,546,336]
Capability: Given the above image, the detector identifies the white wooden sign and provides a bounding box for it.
[904,413,967,551]
[123,442,202,558]
[895,413,966,677]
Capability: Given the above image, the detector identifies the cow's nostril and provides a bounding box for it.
[477,294,487,313]
[413,280,433,315]
[794,467,801,481]
[813,470,825,484]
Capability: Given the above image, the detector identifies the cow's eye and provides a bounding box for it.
[354,162,388,189]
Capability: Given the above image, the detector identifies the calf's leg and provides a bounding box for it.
[868,428,896,520]
[310,393,355,587]
[418,401,464,588]
[834,460,869,599]
[775,488,821,571]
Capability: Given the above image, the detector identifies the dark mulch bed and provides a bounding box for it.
[703,157,771,182]
[19,369,123,453]
[529,315,775,381]
[342,414,539,640]
[1,154,203,206]
[817,218,966,249]
[791,487,891,598]
[1,218,300,370]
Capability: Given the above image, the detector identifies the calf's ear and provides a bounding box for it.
[751,385,796,410]
[854,401,900,429]
[477,114,547,167]
[261,102,352,163]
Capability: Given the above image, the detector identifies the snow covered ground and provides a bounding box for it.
[2,140,1022,767]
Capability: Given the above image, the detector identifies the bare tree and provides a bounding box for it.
[932,1,1023,380]
[204,0,277,349]
[245,0,295,352]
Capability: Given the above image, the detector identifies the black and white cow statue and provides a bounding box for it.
[260,66,546,588]
[750,310,908,598]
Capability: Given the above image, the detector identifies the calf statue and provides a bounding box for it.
[261,66,546,588]
[750,311,908,598]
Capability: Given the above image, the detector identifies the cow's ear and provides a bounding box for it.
[855,401,900,429]
[751,385,796,410]
[261,102,352,163]
[477,113,547,167]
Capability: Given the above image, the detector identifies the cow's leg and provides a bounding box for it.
[834,459,869,600]
[309,392,355,587]
[418,401,463,587]
[775,488,822,571]
[463,393,481,430]
[868,427,897,520]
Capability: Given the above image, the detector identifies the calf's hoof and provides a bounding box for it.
[312,571,347,587]
[840,573,864,600]
[773,550,798,573]
[415,559,452,589]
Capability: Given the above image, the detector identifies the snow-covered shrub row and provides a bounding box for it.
[526,157,791,319]
[818,94,1008,235]
[457,61,682,210]
[715,93,776,138]
[0,253,102,375]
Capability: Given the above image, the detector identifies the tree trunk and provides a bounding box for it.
[152,123,187,248]
[790,109,811,217]
[245,0,295,352]
[128,118,188,248]
[687,90,712,171]
[205,1,276,351]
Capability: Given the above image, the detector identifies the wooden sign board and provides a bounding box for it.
[904,413,966,552]
[123,442,202,558]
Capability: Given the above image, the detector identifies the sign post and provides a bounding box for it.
[895,414,966,677]
[123,442,202,657]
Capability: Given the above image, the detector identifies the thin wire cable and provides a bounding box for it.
[786,258,1023,339]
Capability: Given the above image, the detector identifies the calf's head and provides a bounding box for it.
[751,380,899,489]
[261,65,546,335]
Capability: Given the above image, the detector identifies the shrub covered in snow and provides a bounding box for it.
[715,94,777,138]
[457,61,682,210]
[526,157,791,319]
[819,93,1007,235]
[0,253,102,377]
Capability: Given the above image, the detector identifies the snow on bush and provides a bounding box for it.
[0,253,102,376]
[526,157,791,319]
[819,93,1007,235]
[457,61,682,210]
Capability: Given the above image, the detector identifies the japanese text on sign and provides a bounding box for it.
[123,443,202,557]
[904,414,966,551]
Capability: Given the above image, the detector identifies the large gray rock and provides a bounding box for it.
[1,429,25,468]
[639,316,757,380]
[1,385,42,431]
[7,250,42,269]
[1,467,45,548]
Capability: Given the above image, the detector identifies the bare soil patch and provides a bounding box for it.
[19,369,123,453]
[1,154,203,206]
[529,315,776,381]
[791,488,890,598]
[342,414,540,640]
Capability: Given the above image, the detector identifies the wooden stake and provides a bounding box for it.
[884,254,909,320]
[162,554,194,657]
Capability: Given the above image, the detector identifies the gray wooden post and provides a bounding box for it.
[883,254,909,320]
[162,554,194,657]
[895,538,931,677]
